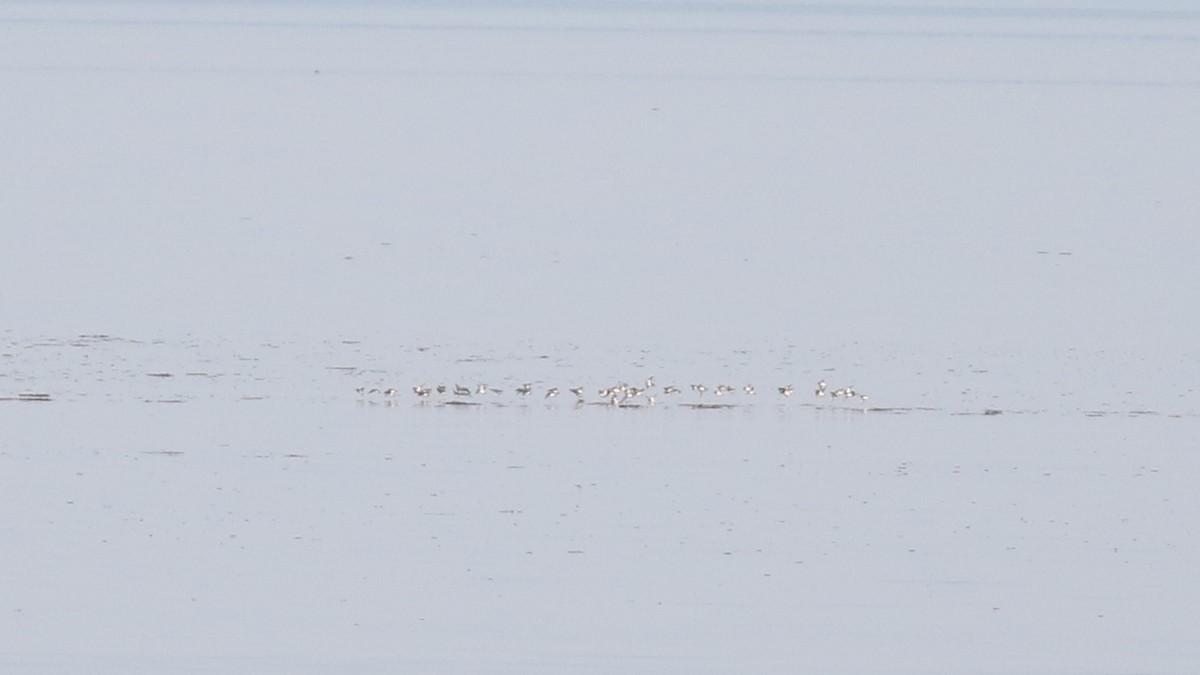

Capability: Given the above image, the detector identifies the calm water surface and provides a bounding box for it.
[2,1,1199,672]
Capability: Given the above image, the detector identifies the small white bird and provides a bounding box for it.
[778,385,794,397]
[545,387,559,399]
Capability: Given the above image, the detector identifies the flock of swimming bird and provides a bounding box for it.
[355,377,868,408]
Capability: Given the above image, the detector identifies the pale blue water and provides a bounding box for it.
[2,2,1199,672]
[3,334,1198,674]
[4,1,1200,356]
